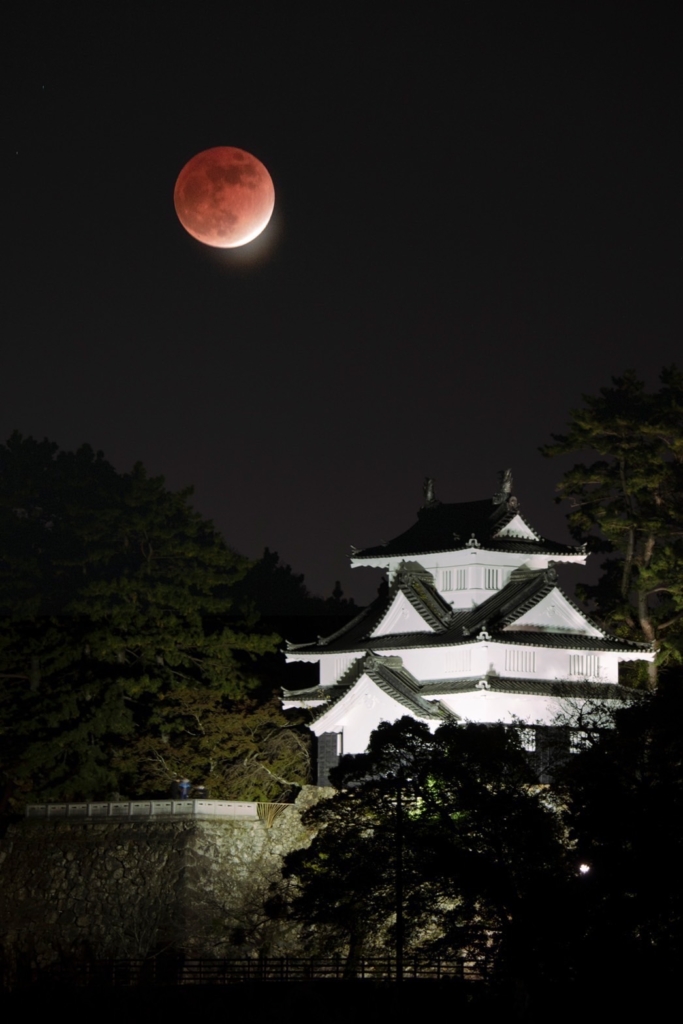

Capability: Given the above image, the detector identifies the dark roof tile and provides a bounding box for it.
[302,654,457,724]
[420,678,639,699]
[288,565,651,657]
[354,498,581,559]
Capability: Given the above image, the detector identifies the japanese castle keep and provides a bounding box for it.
[283,473,654,784]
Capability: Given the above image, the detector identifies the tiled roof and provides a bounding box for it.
[363,657,454,721]
[460,568,556,636]
[419,678,639,699]
[288,565,456,653]
[353,497,581,559]
[282,683,349,701]
[287,567,652,657]
[301,654,457,724]
[489,631,643,651]
[384,564,455,631]
[285,661,639,707]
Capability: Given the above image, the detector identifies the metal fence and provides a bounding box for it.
[6,955,493,990]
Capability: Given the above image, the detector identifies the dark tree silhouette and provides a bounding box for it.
[274,717,569,987]
[542,367,683,687]
[559,672,683,985]
[233,547,359,618]
[0,433,291,807]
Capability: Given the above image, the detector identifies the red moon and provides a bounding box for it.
[173,147,275,248]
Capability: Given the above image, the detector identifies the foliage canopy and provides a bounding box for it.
[541,367,683,685]
[275,718,568,983]
[0,433,308,807]
[558,674,683,981]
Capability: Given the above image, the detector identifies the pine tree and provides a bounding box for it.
[541,367,683,687]
[0,433,280,808]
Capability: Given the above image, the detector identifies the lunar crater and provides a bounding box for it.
[174,147,274,248]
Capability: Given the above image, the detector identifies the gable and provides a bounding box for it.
[310,672,436,739]
[494,514,540,541]
[503,587,602,636]
[370,590,436,637]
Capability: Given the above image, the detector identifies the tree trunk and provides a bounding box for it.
[637,534,658,689]
[343,924,367,979]
[618,458,636,601]
[621,527,635,600]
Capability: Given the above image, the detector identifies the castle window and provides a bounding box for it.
[504,648,536,673]
[484,568,499,590]
[455,568,468,590]
[442,570,453,591]
[569,654,601,678]
[449,648,472,674]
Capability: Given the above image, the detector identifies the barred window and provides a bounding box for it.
[449,648,472,674]
[569,654,601,678]
[484,568,499,590]
[442,570,453,591]
[455,568,468,590]
[504,648,537,673]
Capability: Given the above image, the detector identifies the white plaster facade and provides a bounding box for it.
[284,477,654,776]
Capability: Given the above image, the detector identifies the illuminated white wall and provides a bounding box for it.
[351,547,587,609]
[309,673,441,752]
[299,643,630,688]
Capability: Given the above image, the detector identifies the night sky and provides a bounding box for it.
[5,6,681,604]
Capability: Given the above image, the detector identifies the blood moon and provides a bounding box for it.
[173,147,275,248]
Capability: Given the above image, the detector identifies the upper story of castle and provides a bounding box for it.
[350,471,587,610]
[284,472,652,715]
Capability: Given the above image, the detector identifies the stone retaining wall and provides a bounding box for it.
[0,787,331,971]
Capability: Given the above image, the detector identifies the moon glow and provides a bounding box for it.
[173,147,275,248]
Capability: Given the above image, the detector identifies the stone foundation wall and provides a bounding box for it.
[0,787,331,970]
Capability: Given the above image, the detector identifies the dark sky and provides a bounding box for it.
[5,5,681,604]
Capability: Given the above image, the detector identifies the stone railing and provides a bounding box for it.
[25,799,290,823]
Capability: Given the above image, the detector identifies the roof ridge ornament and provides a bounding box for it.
[421,476,440,509]
[396,560,435,584]
[285,638,315,651]
[364,652,403,671]
[466,533,481,548]
[493,468,514,505]
[509,564,542,581]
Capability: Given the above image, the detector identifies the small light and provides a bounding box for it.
[579,863,590,875]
